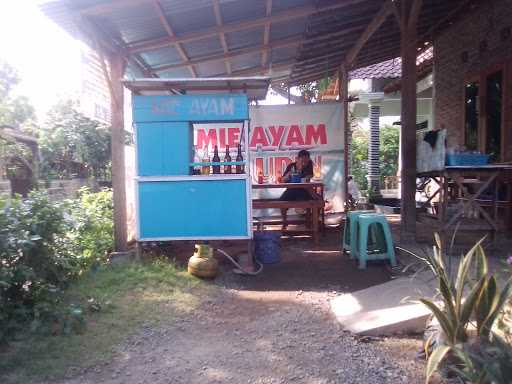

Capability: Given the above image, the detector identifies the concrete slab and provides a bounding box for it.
[330,274,437,336]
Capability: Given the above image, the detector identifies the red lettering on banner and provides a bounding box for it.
[255,157,264,174]
[250,126,270,148]
[268,125,285,148]
[227,127,240,147]
[305,124,327,145]
[196,129,217,148]
[274,157,292,174]
[219,128,226,148]
[285,125,305,147]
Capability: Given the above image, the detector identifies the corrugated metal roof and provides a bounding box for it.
[196,59,226,77]
[165,5,217,35]
[225,27,265,51]
[182,36,224,58]
[140,46,183,67]
[290,0,470,84]
[230,52,262,72]
[220,0,267,24]
[39,0,473,86]
[270,17,308,40]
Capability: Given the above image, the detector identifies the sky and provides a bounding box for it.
[0,1,85,118]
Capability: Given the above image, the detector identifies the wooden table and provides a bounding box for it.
[252,182,325,244]
[417,165,512,236]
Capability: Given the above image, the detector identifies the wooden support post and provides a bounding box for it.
[108,54,128,251]
[399,0,422,241]
[339,67,350,209]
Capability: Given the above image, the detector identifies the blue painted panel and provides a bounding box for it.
[132,94,248,122]
[138,179,248,239]
[137,122,190,176]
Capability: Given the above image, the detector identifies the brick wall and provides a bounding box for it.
[434,0,512,151]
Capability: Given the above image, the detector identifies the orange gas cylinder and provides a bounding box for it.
[188,244,218,278]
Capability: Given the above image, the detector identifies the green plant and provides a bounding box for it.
[0,60,36,127]
[420,236,487,347]
[448,337,512,384]
[0,191,78,344]
[67,187,113,267]
[418,235,512,383]
[350,124,399,194]
[0,260,202,383]
[39,99,111,180]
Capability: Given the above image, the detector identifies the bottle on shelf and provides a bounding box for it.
[235,144,244,174]
[212,145,221,174]
[257,169,264,184]
[192,145,200,175]
[201,147,210,175]
[224,145,232,174]
[276,169,283,183]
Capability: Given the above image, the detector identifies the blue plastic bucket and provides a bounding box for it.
[254,231,282,264]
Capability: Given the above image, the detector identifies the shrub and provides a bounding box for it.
[0,192,78,343]
[0,188,114,344]
[67,187,113,267]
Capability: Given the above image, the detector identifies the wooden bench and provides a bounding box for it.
[252,198,324,244]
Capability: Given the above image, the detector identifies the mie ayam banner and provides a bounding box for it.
[194,102,345,212]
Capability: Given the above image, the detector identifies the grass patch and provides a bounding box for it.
[0,259,207,383]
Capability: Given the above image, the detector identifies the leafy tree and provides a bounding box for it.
[350,124,400,193]
[0,60,35,127]
[39,100,111,180]
[380,124,400,180]
[0,60,37,189]
[272,77,332,103]
[351,130,369,191]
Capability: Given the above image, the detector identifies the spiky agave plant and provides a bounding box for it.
[421,235,512,383]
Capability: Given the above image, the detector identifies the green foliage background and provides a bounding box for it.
[350,124,400,193]
[39,100,112,180]
[0,189,114,344]
[0,60,35,127]
[0,60,112,182]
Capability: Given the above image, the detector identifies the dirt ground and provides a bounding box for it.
[46,230,427,384]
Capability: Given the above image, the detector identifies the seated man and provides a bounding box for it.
[279,149,314,228]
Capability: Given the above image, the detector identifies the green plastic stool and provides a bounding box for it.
[354,213,397,269]
[342,210,374,258]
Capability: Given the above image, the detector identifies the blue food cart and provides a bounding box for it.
[124,78,270,242]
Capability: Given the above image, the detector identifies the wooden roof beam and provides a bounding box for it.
[153,34,301,73]
[343,0,395,69]
[127,0,372,54]
[261,0,273,67]
[152,0,196,77]
[212,0,232,74]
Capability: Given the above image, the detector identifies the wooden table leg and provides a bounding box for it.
[312,207,319,245]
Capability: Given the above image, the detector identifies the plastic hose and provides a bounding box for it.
[215,248,263,276]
